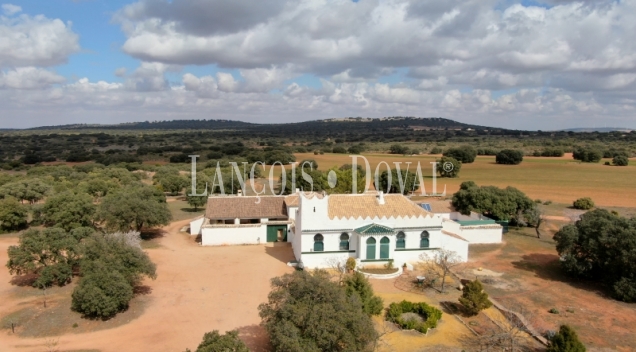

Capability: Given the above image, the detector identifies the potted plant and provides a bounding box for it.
[345,257,356,273]
[402,262,408,272]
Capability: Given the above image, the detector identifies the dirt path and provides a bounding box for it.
[0,220,295,352]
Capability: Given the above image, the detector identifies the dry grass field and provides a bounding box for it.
[279,152,636,207]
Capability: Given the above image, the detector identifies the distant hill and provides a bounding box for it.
[25,117,503,133]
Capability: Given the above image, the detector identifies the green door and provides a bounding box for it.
[267,225,287,242]
[266,226,278,242]
[366,238,376,260]
[380,237,390,259]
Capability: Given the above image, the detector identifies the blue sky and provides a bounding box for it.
[1,0,634,129]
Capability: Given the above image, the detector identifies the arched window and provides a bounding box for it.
[380,236,390,259]
[366,237,376,260]
[420,231,430,248]
[314,234,324,252]
[396,231,406,249]
[340,233,350,251]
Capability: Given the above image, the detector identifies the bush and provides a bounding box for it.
[443,146,477,163]
[345,257,356,271]
[458,280,493,316]
[71,261,134,318]
[549,308,560,314]
[389,144,410,155]
[385,300,443,333]
[496,149,524,165]
[185,330,249,352]
[343,271,384,316]
[572,147,602,163]
[437,156,461,178]
[547,325,586,352]
[429,147,443,154]
[572,197,594,210]
[332,146,347,154]
[541,148,565,157]
[613,155,629,166]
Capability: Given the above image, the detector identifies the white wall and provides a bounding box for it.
[300,252,355,269]
[458,226,502,244]
[190,217,204,235]
[201,225,267,246]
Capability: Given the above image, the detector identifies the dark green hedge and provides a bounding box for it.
[385,300,442,334]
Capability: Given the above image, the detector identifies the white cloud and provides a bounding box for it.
[1,4,21,16]
[0,12,80,68]
[0,67,65,89]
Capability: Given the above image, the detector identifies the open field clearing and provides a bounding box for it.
[274,153,636,207]
[0,220,295,352]
[461,226,636,351]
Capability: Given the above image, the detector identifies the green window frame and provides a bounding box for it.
[314,234,324,252]
[366,237,376,260]
[420,231,430,248]
[339,233,350,251]
[396,231,406,249]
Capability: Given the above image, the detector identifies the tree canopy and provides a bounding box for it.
[451,182,535,222]
[42,191,96,231]
[443,146,477,163]
[97,184,172,232]
[0,197,28,232]
[495,149,524,165]
[258,270,378,352]
[343,271,384,316]
[554,209,636,302]
[547,325,586,352]
[185,330,249,352]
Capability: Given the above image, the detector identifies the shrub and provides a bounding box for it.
[343,271,384,316]
[544,200,553,205]
[71,261,134,318]
[547,325,586,352]
[496,149,524,165]
[549,308,560,314]
[385,300,443,334]
[572,197,594,210]
[332,146,347,154]
[389,144,410,155]
[429,147,443,154]
[345,257,356,271]
[572,147,602,163]
[437,156,461,178]
[613,155,629,166]
[541,148,565,157]
[458,280,493,316]
[185,330,249,352]
[443,146,477,163]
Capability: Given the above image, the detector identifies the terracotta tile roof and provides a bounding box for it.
[284,195,299,207]
[205,196,287,220]
[355,223,394,234]
[441,230,468,242]
[327,193,430,220]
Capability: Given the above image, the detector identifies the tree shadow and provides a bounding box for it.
[140,228,166,240]
[511,253,611,298]
[180,208,201,213]
[133,285,153,296]
[263,245,295,265]
[9,273,38,287]
[235,324,271,352]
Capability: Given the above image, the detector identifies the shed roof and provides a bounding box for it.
[205,196,287,220]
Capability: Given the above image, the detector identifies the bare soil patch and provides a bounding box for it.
[0,220,295,352]
[464,226,636,351]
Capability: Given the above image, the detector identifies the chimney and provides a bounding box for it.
[377,191,385,205]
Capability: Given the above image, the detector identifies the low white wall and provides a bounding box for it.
[440,233,469,262]
[299,252,355,269]
[201,225,267,246]
[459,226,502,244]
[190,217,204,235]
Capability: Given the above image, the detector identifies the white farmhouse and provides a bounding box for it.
[190,191,502,269]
